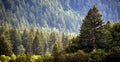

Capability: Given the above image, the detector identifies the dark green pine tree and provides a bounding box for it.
[22,29,33,55]
[0,35,13,56]
[9,27,22,55]
[52,41,61,62]
[79,5,105,52]
[32,30,43,55]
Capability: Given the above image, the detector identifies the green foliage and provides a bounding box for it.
[106,46,120,62]
[89,49,107,62]
[66,5,106,53]
[79,5,105,52]
[0,55,10,62]
[30,55,43,62]
[9,27,22,55]
[62,33,70,48]
[43,55,54,62]
[105,21,112,30]
[0,3,120,62]
[58,50,89,62]
[73,50,89,62]
[10,54,16,62]
[16,54,27,62]
[0,35,13,56]
[52,41,62,62]
[110,22,120,47]
[22,29,33,55]
[65,36,79,53]
[32,33,43,55]
[17,45,25,55]
[103,30,113,51]
[110,46,120,55]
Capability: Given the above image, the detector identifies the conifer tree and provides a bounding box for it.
[9,27,22,55]
[22,29,33,55]
[32,33,43,55]
[52,41,61,62]
[79,5,105,52]
[0,35,13,56]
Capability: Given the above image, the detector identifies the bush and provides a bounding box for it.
[16,54,27,62]
[106,46,120,62]
[88,49,107,62]
[30,55,43,62]
[43,55,54,62]
[59,50,89,62]
[10,54,16,62]
[0,55,10,62]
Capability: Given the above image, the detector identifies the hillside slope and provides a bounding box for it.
[0,0,119,33]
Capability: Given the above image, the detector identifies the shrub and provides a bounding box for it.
[106,46,120,62]
[88,49,107,62]
[30,55,43,62]
[10,54,16,62]
[59,50,89,62]
[16,54,27,62]
[0,55,10,62]
[43,55,54,62]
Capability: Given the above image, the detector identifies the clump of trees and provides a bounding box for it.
[0,25,70,56]
[65,5,120,62]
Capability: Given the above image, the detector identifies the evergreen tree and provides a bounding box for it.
[62,32,69,49]
[105,21,112,30]
[48,30,60,53]
[0,35,13,56]
[52,41,61,62]
[32,30,43,55]
[65,36,80,53]
[79,5,105,52]
[22,29,33,55]
[9,27,22,55]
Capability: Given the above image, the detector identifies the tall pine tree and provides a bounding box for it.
[79,5,105,52]
[9,27,22,55]
[22,29,33,55]
[32,30,43,55]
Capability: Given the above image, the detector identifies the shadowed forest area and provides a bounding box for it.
[0,0,120,62]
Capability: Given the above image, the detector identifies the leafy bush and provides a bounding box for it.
[16,54,27,62]
[106,46,120,62]
[59,50,89,62]
[88,49,107,62]
[43,55,54,62]
[30,55,43,62]
[0,55,10,62]
[10,54,16,62]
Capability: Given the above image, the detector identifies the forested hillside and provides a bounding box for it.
[0,0,120,33]
[0,0,120,62]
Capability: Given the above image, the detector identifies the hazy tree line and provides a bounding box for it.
[0,24,71,56]
[0,5,120,62]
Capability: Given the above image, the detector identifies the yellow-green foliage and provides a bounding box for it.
[30,55,43,62]
[0,54,44,62]
[16,54,27,62]
[0,55,10,62]
[10,54,16,62]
